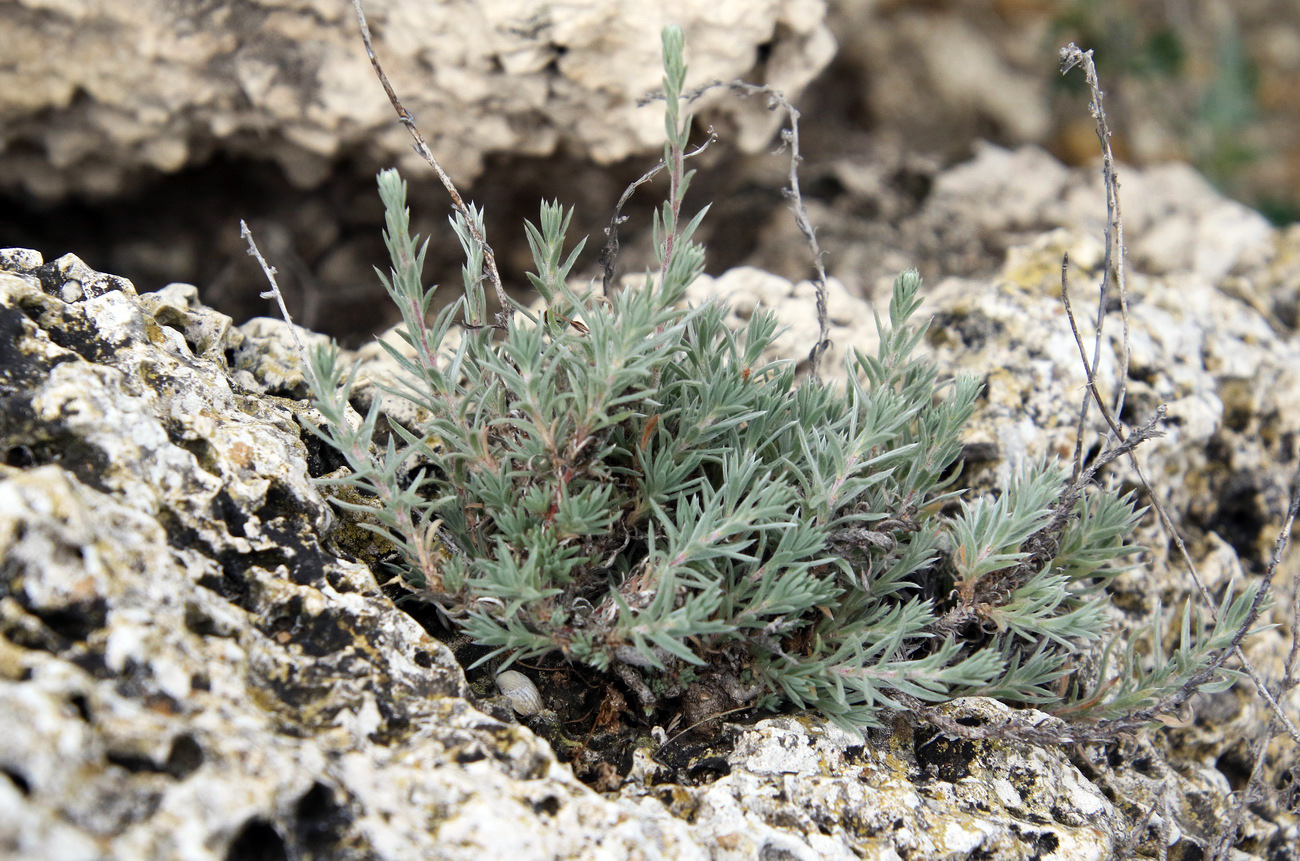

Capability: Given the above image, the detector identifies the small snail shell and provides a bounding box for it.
[495,670,543,716]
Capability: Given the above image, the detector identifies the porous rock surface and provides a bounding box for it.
[2,145,1299,859]
[0,0,833,200]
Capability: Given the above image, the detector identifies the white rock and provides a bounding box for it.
[0,0,833,199]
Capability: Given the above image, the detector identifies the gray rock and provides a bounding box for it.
[0,0,833,200]
[623,703,1121,860]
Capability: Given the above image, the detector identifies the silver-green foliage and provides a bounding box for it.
[302,26,1256,730]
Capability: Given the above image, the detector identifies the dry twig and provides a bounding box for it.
[1060,264,1300,744]
[725,81,831,378]
[240,219,305,356]
[1060,44,1132,482]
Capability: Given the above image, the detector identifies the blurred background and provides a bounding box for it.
[1,0,1296,343]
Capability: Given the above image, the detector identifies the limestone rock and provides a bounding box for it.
[623,703,1121,860]
[0,251,702,859]
[0,0,834,200]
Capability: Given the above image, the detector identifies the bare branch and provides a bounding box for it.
[1060,44,1132,482]
[726,81,830,377]
[1279,464,1300,691]
[240,219,306,357]
[924,49,1300,748]
[1056,44,1298,744]
[1213,707,1293,859]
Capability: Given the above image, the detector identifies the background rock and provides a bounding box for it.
[3,0,1297,345]
[0,0,832,200]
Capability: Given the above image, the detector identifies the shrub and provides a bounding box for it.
[295,26,1257,732]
